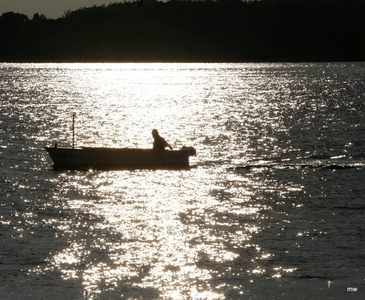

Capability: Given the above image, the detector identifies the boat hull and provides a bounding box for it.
[45,147,196,170]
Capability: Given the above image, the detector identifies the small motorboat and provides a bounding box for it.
[45,113,196,170]
[45,146,196,170]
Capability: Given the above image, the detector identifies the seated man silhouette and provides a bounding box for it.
[152,129,173,151]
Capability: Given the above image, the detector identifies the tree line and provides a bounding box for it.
[0,0,364,62]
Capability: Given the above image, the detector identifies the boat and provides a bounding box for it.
[45,146,196,170]
[45,113,196,170]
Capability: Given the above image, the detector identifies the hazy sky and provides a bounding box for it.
[0,0,114,19]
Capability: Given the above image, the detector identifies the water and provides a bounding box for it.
[0,62,364,299]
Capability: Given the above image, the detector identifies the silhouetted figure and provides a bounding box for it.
[152,129,172,151]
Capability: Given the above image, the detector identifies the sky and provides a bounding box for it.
[0,0,114,19]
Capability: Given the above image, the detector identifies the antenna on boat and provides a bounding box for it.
[72,112,76,149]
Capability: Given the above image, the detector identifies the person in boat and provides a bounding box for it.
[152,129,173,151]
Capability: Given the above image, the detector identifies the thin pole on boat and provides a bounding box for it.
[72,112,76,149]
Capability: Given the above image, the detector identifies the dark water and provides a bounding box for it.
[0,63,364,299]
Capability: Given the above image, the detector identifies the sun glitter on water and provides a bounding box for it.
[31,63,287,299]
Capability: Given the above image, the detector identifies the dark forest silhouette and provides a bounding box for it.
[0,0,364,62]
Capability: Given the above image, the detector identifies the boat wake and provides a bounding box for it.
[234,163,364,170]
[232,158,365,171]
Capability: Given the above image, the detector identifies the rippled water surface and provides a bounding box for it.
[1,63,365,299]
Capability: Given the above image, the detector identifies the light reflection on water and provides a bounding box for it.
[34,165,305,299]
[1,63,365,299]
[44,169,257,299]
